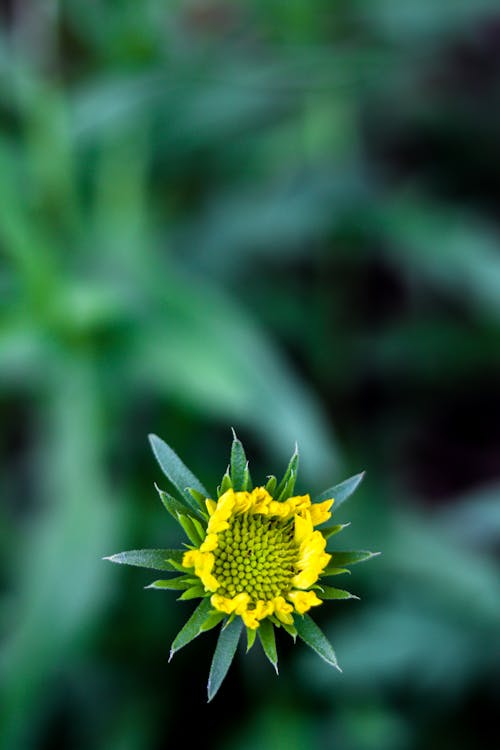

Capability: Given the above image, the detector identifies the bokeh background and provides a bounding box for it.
[1,2,500,749]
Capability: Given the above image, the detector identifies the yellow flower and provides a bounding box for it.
[182,487,334,629]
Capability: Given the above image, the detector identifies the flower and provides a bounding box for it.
[182,487,332,629]
[105,431,378,701]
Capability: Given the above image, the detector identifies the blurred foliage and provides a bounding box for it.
[1,1,500,749]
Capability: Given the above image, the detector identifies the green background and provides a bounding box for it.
[1,2,499,748]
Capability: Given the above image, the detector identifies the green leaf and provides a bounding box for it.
[329,550,380,567]
[275,444,299,500]
[322,523,350,539]
[295,614,341,671]
[281,622,297,641]
[178,514,204,545]
[243,462,253,492]
[265,475,277,496]
[276,470,298,502]
[169,598,213,660]
[207,618,242,702]
[246,627,257,652]
[318,585,359,600]
[104,549,184,572]
[155,484,194,519]
[230,429,247,491]
[258,619,278,674]
[199,611,226,632]
[315,472,365,513]
[178,585,205,600]
[146,577,196,590]
[148,434,208,510]
[187,487,208,511]
[321,565,351,577]
[218,468,232,497]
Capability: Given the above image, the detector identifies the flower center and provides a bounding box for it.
[212,513,299,600]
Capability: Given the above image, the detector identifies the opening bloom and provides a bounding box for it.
[182,487,333,629]
[106,431,377,701]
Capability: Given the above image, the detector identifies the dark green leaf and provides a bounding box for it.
[148,434,207,510]
[318,585,359,600]
[275,444,299,500]
[230,429,247,491]
[104,549,184,572]
[258,619,278,673]
[329,550,380,566]
[207,618,242,702]
[295,614,341,670]
[315,472,365,513]
[169,598,213,660]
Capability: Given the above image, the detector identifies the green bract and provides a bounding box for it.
[105,432,378,701]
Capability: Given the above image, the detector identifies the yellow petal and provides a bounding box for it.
[309,498,334,526]
[288,589,322,614]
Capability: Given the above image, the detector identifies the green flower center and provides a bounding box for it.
[212,513,299,600]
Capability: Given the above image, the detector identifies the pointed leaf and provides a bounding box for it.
[169,598,213,660]
[265,475,277,496]
[149,434,207,510]
[218,469,232,497]
[178,514,204,545]
[155,484,193,519]
[246,627,257,652]
[318,585,359,600]
[178,585,205,600]
[104,549,184,572]
[230,430,247,491]
[243,462,253,492]
[200,611,226,632]
[315,472,365,512]
[322,523,350,539]
[329,550,380,567]
[321,565,351,577]
[258,619,278,673]
[281,621,297,641]
[187,488,209,515]
[207,618,242,702]
[295,614,341,670]
[146,577,196,591]
[276,470,297,502]
[275,444,299,500]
